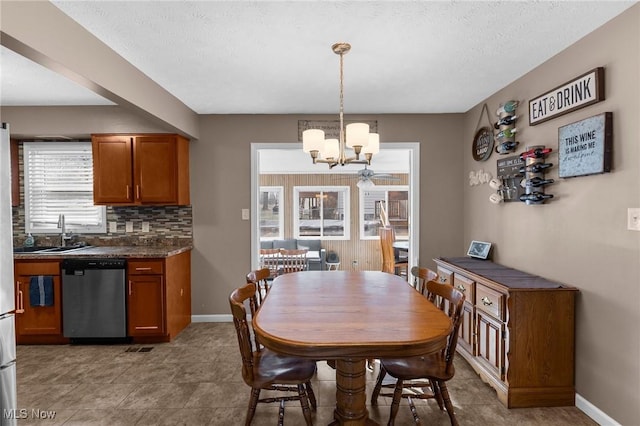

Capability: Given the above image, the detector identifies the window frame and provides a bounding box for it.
[258,186,284,240]
[23,141,106,234]
[359,185,410,240]
[293,186,350,240]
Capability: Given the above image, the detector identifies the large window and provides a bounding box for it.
[23,142,106,234]
[360,186,409,240]
[294,186,349,239]
[259,186,283,240]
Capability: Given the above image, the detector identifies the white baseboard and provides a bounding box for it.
[576,393,620,426]
[191,314,232,323]
[188,316,620,425]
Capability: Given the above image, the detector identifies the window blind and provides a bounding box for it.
[23,142,106,234]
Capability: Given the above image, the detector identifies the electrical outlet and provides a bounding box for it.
[241,209,250,221]
[108,221,117,233]
[141,222,150,232]
[628,208,640,231]
[125,221,133,233]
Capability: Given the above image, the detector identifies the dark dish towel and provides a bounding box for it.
[29,275,54,307]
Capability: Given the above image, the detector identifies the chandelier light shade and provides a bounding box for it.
[302,42,380,168]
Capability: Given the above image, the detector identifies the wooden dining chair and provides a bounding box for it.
[410,266,438,295]
[371,280,466,426]
[259,248,281,279]
[279,248,308,274]
[229,282,317,426]
[379,227,408,278]
[245,267,271,305]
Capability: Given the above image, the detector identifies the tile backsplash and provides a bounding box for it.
[12,204,193,248]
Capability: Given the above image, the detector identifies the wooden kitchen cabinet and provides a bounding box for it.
[92,134,190,206]
[14,260,67,344]
[434,257,578,409]
[127,250,191,342]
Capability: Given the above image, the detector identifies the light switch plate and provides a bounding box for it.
[241,209,250,221]
[628,208,640,231]
[125,221,133,233]
[109,221,117,233]
[142,222,150,232]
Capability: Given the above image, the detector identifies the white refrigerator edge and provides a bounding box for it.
[0,123,17,426]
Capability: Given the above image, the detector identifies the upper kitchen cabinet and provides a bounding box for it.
[92,134,190,206]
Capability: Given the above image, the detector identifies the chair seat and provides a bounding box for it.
[253,348,317,388]
[380,353,454,382]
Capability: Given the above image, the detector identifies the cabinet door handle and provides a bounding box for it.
[16,282,24,313]
[135,267,152,271]
[126,185,131,200]
[136,326,159,330]
[456,284,466,292]
[128,280,132,296]
[136,185,141,200]
[482,296,493,306]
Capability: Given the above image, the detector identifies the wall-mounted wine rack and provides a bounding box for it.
[519,145,554,204]
[494,100,519,155]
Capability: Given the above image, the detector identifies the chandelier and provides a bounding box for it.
[302,42,380,168]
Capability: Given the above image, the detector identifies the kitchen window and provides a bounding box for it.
[360,186,409,240]
[294,186,350,240]
[259,186,283,240]
[23,142,106,234]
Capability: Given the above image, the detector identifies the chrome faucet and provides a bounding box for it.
[58,214,72,247]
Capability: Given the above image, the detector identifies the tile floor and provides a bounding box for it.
[15,322,596,425]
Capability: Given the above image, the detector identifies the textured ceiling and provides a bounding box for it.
[0,1,636,114]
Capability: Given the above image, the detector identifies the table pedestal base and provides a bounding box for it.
[329,358,380,426]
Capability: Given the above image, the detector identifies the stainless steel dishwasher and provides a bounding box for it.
[62,258,127,340]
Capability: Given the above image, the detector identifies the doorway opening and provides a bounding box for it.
[250,143,420,273]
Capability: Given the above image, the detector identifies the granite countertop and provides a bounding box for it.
[13,245,192,260]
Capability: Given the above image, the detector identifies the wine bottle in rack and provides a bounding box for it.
[520,177,555,188]
[519,192,554,203]
[494,115,517,129]
[519,162,553,174]
[496,100,519,115]
[495,128,517,139]
[495,141,519,154]
[520,147,552,160]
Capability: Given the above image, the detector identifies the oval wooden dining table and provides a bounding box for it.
[253,271,452,426]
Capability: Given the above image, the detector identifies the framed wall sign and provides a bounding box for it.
[472,127,494,161]
[529,67,604,126]
[558,112,612,178]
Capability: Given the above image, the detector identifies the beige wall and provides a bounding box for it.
[191,113,464,315]
[462,6,640,425]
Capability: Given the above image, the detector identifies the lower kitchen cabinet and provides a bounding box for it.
[435,257,578,409]
[127,250,191,342]
[128,268,165,336]
[14,260,67,344]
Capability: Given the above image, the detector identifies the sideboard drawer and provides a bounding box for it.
[475,283,504,320]
[453,274,475,302]
[436,266,452,286]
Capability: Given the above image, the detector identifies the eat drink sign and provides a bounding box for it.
[528,68,605,126]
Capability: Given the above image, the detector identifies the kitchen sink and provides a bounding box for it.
[13,244,91,253]
[13,246,56,253]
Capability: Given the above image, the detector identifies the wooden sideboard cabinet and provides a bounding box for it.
[127,250,191,342]
[434,257,578,408]
[92,133,190,206]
